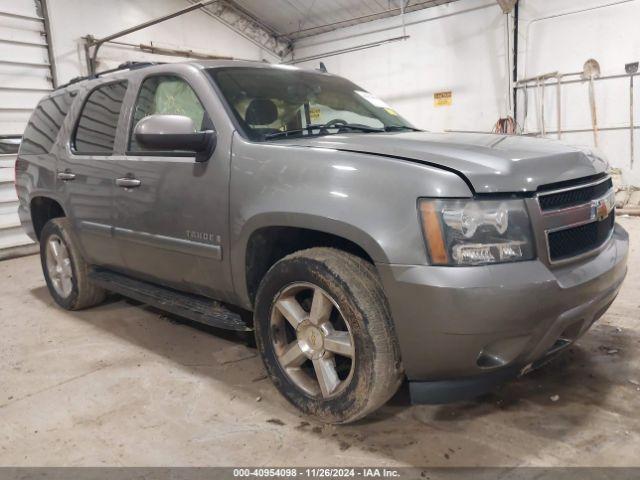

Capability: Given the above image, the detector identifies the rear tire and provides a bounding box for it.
[254,247,403,424]
[40,218,106,310]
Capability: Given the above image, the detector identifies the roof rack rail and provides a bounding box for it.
[56,61,164,90]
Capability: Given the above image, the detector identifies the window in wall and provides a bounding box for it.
[74,81,128,154]
[21,91,74,155]
[129,75,208,152]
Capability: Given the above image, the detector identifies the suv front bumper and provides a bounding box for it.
[377,223,628,403]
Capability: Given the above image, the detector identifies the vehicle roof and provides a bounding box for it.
[53,59,330,95]
[193,59,293,69]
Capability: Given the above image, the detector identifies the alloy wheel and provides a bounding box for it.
[45,234,73,298]
[270,282,355,399]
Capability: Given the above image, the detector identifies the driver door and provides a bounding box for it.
[110,72,229,298]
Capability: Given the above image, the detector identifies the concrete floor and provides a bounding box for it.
[1,217,639,467]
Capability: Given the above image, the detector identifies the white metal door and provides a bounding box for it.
[0,0,54,253]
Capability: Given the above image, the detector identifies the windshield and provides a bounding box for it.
[208,66,416,141]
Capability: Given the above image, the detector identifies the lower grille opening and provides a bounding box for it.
[546,321,585,356]
[559,321,584,343]
[548,212,615,262]
[547,338,572,355]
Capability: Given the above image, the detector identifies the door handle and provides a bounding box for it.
[115,177,141,188]
[57,171,76,181]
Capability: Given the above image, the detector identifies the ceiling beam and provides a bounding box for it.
[283,0,460,40]
[496,0,517,14]
[189,0,292,59]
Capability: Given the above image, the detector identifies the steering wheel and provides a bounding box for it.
[321,118,348,132]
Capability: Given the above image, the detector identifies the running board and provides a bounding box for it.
[89,269,251,332]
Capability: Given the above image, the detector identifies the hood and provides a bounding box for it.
[276,131,607,193]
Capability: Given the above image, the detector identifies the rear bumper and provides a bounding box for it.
[377,223,628,401]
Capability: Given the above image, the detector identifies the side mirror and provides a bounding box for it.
[133,114,216,162]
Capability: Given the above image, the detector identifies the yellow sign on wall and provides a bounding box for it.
[309,107,321,121]
[434,91,452,107]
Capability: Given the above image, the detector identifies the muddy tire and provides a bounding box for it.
[254,247,403,424]
[40,218,106,310]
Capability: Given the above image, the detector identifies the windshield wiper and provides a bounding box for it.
[264,124,326,140]
[337,123,384,133]
[265,123,384,140]
[384,125,421,132]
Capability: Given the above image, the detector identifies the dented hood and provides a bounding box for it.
[276,131,607,193]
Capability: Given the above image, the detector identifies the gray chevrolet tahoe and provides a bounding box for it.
[15,60,628,423]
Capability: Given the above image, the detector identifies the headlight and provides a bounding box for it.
[418,198,535,266]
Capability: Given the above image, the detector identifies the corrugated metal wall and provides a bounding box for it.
[0,0,54,253]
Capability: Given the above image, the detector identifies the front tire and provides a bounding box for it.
[40,218,106,310]
[254,248,403,424]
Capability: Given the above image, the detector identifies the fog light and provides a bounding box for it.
[477,335,532,369]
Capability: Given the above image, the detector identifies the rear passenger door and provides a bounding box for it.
[57,80,128,269]
[111,72,230,299]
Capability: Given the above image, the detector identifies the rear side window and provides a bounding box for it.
[20,91,74,155]
[74,81,128,155]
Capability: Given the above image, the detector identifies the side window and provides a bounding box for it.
[73,81,127,155]
[21,91,74,155]
[129,75,207,152]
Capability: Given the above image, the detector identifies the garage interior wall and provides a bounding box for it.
[0,0,278,254]
[293,0,640,187]
[45,0,278,84]
[0,0,52,252]
[2,0,639,256]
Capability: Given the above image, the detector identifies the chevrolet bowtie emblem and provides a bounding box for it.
[592,190,615,222]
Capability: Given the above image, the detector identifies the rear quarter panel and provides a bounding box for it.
[15,151,60,241]
[16,87,81,241]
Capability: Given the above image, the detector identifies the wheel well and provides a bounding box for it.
[30,197,65,240]
[245,226,374,306]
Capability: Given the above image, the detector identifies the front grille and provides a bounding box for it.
[548,212,615,261]
[539,177,613,211]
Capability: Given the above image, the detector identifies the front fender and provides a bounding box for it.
[231,212,390,306]
[228,135,472,307]
[238,211,388,263]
